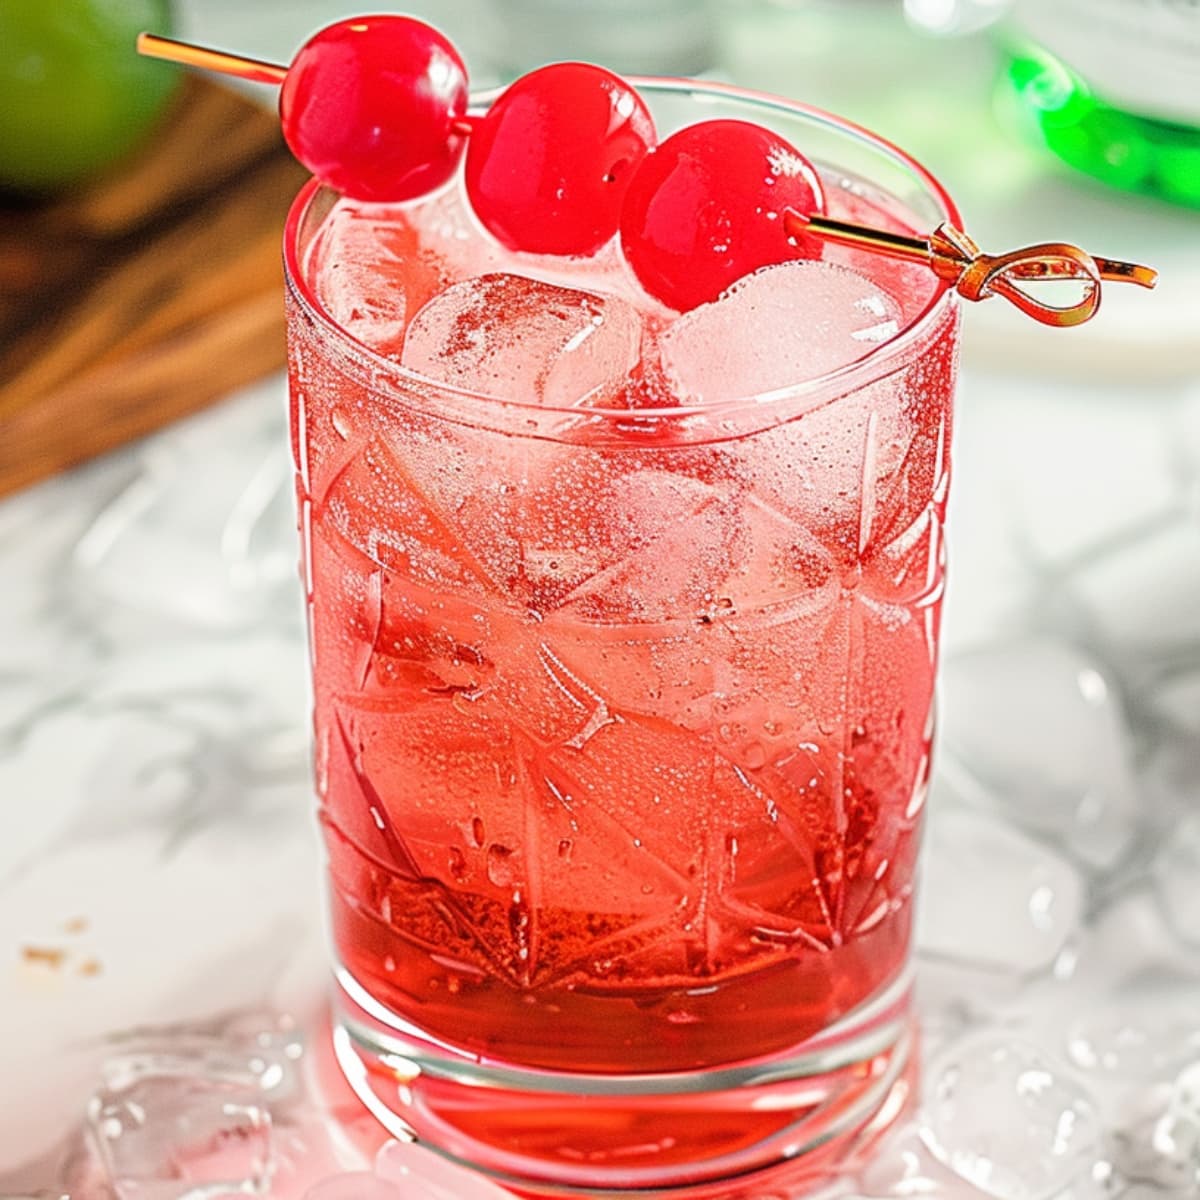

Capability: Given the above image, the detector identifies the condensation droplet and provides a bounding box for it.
[487,844,516,887]
[743,742,767,769]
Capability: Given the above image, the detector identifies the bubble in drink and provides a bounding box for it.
[401,272,642,406]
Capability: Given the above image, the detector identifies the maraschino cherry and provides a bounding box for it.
[464,62,656,256]
[619,119,826,312]
[280,16,469,202]
[139,16,469,203]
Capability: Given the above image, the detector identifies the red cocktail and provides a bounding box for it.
[284,77,959,1195]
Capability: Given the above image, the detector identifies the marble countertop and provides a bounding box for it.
[2,3,1198,1198]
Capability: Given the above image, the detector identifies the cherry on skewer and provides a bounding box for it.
[465,63,656,257]
[140,22,659,255]
[139,17,470,202]
[619,119,827,312]
[138,19,1156,324]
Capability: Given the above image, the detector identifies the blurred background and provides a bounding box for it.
[2,2,1199,1198]
[2,0,1196,492]
[170,0,1200,360]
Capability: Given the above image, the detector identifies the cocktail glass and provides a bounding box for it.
[283,77,960,1196]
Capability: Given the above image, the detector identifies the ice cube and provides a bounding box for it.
[917,803,1084,974]
[722,492,841,614]
[857,1125,983,1199]
[660,259,904,405]
[552,470,740,623]
[1055,887,1192,1006]
[312,201,449,357]
[358,428,713,617]
[916,956,1027,1047]
[713,352,935,547]
[1149,1061,1200,1188]
[1110,1063,1200,1191]
[920,1033,1103,1200]
[404,181,643,307]
[1150,670,1200,740]
[1067,973,1200,1080]
[1070,514,1200,656]
[80,1011,309,1200]
[401,273,641,407]
[821,183,940,324]
[375,1140,519,1200]
[302,1174,405,1200]
[105,1010,305,1102]
[1154,811,1200,949]
[939,638,1139,870]
[208,1010,305,1100]
[87,1067,273,1200]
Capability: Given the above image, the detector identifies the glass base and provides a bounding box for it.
[331,965,914,1196]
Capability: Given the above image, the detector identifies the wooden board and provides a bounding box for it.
[0,76,311,497]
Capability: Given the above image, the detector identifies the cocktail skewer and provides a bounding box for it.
[785,210,1157,327]
[138,30,1157,326]
[137,32,286,85]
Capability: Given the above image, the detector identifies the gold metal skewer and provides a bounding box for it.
[784,210,1158,328]
[137,32,288,85]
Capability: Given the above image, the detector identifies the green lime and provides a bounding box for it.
[0,0,181,194]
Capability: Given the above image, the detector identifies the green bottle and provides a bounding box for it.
[998,0,1200,207]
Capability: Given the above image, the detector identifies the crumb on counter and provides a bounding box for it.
[21,945,66,968]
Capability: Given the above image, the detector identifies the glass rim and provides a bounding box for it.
[283,75,962,421]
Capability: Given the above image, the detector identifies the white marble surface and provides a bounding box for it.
[2,3,1199,1197]
[3,365,1198,1199]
